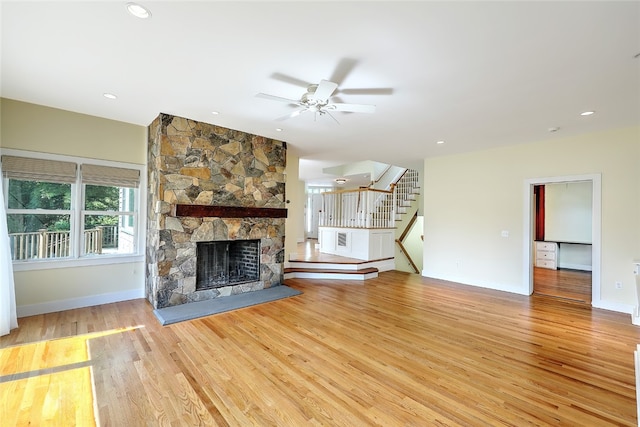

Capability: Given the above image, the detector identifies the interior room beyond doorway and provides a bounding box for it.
[532,181,593,303]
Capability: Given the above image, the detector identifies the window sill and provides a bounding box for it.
[11,254,145,272]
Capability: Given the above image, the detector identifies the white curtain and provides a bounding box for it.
[0,177,18,336]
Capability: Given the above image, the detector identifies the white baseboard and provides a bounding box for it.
[632,306,640,326]
[17,288,146,318]
[558,263,592,271]
[591,299,634,315]
[635,346,640,424]
[421,270,633,316]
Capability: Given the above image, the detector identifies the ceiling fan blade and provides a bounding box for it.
[256,93,300,105]
[338,88,394,96]
[329,58,358,86]
[270,72,311,88]
[329,103,376,113]
[310,80,338,101]
[275,109,307,121]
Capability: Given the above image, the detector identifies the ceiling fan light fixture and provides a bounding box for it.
[258,78,378,122]
[126,2,151,19]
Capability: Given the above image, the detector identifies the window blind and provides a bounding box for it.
[81,164,140,188]
[1,155,77,183]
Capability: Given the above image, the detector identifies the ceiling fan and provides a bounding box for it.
[256,79,377,123]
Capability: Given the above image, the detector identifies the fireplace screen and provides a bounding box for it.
[196,240,260,290]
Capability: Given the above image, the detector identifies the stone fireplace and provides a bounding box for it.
[146,113,287,309]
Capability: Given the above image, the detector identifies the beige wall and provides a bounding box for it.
[1,98,147,314]
[14,263,144,307]
[284,145,305,261]
[423,126,640,313]
[0,98,147,161]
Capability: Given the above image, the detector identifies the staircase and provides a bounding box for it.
[285,168,420,281]
[393,169,422,273]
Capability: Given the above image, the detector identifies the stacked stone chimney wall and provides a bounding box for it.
[146,113,286,309]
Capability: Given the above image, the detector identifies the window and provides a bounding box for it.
[1,152,143,265]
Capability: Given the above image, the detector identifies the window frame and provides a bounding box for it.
[1,149,146,271]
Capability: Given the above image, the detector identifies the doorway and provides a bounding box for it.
[523,174,601,306]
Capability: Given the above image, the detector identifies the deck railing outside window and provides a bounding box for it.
[9,225,119,261]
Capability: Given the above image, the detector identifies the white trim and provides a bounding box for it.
[16,288,145,317]
[558,263,592,272]
[635,346,640,424]
[423,272,529,296]
[592,299,633,315]
[287,259,393,271]
[11,254,144,271]
[284,272,376,281]
[0,148,143,170]
[523,174,602,307]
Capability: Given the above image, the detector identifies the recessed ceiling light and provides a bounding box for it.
[211,111,219,115]
[126,2,151,19]
[580,111,595,116]
[436,140,445,145]
[275,128,283,132]
[548,127,560,133]
[103,93,117,100]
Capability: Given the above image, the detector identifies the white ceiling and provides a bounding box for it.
[2,1,639,185]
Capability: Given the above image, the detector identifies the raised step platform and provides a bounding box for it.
[284,267,379,280]
[285,241,395,281]
[285,257,394,281]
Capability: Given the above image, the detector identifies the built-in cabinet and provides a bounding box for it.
[318,227,395,261]
[535,241,592,271]
[535,241,558,270]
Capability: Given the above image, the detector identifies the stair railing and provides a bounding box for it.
[318,168,420,231]
[319,188,395,229]
[393,169,419,215]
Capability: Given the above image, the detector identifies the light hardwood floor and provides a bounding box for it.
[1,271,639,426]
[534,266,592,303]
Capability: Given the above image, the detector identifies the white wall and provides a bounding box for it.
[1,98,147,315]
[544,181,593,270]
[423,126,640,313]
[545,181,592,243]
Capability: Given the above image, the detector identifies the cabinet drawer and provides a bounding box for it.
[536,242,557,252]
[536,259,557,269]
[536,250,556,260]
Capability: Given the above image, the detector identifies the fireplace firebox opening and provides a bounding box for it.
[196,240,260,290]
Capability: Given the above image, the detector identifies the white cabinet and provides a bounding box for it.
[318,227,395,261]
[535,241,558,269]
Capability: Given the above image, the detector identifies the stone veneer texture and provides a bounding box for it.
[146,113,287,309]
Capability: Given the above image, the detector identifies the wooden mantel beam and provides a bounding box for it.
[171,204,287,219]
